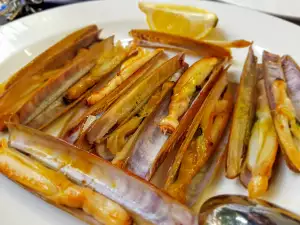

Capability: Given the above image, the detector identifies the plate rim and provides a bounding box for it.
[1,1,300,224]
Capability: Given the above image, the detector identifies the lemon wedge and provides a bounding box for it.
[139,2,218,39]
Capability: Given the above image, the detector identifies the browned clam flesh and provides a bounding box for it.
[1,24,299,225]
[164,68,234,204]
[240,64,278,198]
[264,52,300,172]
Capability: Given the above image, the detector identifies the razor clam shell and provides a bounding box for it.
[18,41,106,125]
[149,58,228,182]
[225,46,257,179]
[239,64,263,188]
[29,56,119,130]
[263,51,300,173]
[63,36,117,102]
[186,144,227,208]
[130,29,231,57]
[126,91,170,180]
[263,51,284,111]
[42,106,79,137]
[239,64,279,195]
[165,70,232,206]
[62,50,166,144]
[112,79,177,168]
[164,62,229,188]
[8,123,198,225]
[86,54,184,145]
[281,55,300,121]
[95,142,115,160]
[27,92,86,130]
[4,25,100,90]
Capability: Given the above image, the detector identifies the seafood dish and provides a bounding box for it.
[1,5,300,224]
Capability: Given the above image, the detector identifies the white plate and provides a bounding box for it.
[218,0,300,21]
[1,0,300,224]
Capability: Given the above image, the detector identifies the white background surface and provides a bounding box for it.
[1,0,300,224]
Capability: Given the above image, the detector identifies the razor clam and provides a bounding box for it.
[4,25,100,90]
[41,68,117,134]
[159,57,221,134]
[240,65,278,198]
[130,29,235,57]
[0,70,61,130]
[263,51,300,172]
[17,41,108,126]
[86,48,162,106]
[62,49,166,144]
[147,58,228,181]
[109,79,176,165]
[64,39,135,102]
[86,53,184,145]
[8,123,199,225]
[27,37,120,129]
[188,145,227,210]
[73,51,170,150]
[199,195,300,225]
[42,105,78,137]
[0,141,132,225]
[165,70,234,204]
[281,55,300,121]
[226,46,257,179]
[124,89,170,178]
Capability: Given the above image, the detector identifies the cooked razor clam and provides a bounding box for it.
[110,65,187,168]
[144,58,228,181]
[65,39,135,102]
[86,54,184,146]
[226,46,257,179]
[0,140,131,225]
[124,87,172,177]
[87,48,162,106]
[264,51,300,172]
[42,67,117,135]
[240,65,278,198]
[26,36,119,129]
[130,30,251,57]
[281,55,300,122]
[165,69,233,203]
[4,25,100,90]
[0,25,101,131]
[8,123,199,225]
[0,40,105,131]
[62,49,167,144]
[19,42,106,125]
[108,80,175,163]
[159,57,221,134]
